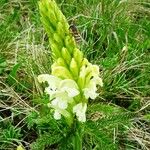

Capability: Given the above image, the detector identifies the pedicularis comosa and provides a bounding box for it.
[38,1,103,149]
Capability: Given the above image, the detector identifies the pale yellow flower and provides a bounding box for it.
[73,103,87,122]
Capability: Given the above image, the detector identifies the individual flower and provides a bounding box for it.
[38,74,80,120]
[73,103,87,122]
[83,64,103,99]
[38,74,79,97]
[38,74,61,90]
[83,80,98,99]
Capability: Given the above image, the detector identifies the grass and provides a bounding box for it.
[0,0,150,149]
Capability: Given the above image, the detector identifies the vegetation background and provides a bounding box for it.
[0,0,150,149]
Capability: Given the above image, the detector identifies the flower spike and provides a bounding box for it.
[38,0,103,124]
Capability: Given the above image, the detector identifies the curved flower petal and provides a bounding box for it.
[45,86,56,98]
[73,103,87,122]
[51,98,68,109]
[51,98,59,106]
[52,66,73,79]
[59,79,79,97]
[83,88,98,99]
[54,110,61,120]
[92,76,103,87]
[58,100,68,109]
[65,88,79,97]
[92,65,100,76]
[37,74,61,90]
[83,80,98,99]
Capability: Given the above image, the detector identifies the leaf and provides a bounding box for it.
[26,111,39,129]
[30,132,62,150]
[85,103,134,149]
[88,103,124,115]
[88,103,134,128]
[85,121,117,150]
[0,57,7,74]
[7,63,21,85]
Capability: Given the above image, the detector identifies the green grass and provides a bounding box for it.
[0,0,150,149]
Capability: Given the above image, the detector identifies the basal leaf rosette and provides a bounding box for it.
[38,0,103,125]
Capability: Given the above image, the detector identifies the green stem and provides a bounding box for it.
[73,121,84,150]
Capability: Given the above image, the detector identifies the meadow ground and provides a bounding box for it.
[0,0,150,149]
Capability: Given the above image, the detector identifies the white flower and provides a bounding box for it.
[59,79,79,97]
[51,92,71,109]
[38,74,80,120]
[83,64,103,99]
[73,103,87,122]
[92,76,103,87]
[53,110,61,120]
[83,82,98,99]
[38,74,61,90]
[83,77,103,99]
[37,74,79,99]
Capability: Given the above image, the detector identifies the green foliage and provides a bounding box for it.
[7,63,21,85]
[0,122,22,149]
[0,57,7,74]
[25,104,69,149]
[30,132,62,150]
[0,0,150,149]
[83,103,133,149]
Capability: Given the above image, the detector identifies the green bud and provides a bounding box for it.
[48,13,57,28]
[57,22,65,38]
[81,58,89,66]
[56,57,66,67]
[51,43,61,58]
[53,4,69,32]
[77,76,85,90]
[52,66,73,79]
[62,47,71,64]
[57,21,69,38]
[53,33,63,46]
[40,17,54,34]
[70,58,78,78]
[82,63,93,86]
[84,73,92,87]
[74,48,83,67]
[17,145,24,150]
[51,62,57,69]
[77,66,86,89]
[65,36,76,53]
[39,1,57,30]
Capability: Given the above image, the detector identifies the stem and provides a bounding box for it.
[73,121,84,150]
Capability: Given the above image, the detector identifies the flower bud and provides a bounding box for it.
[56,57,66,67]
[65,36,76,53]
[74,48,83,67]
[81,58,89,66]
[77,66,86,89]
[70,58,78,78]
[57,22,66,38]
[47,11,57,27]
[53,33,63,46]
[17,145,24,150]
[52,66,73,79]
[61,47,71,64]
[39,1,57,28]
[51,43,61,58]
[40,17,54,35]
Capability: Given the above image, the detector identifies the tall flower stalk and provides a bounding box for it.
[38,0,103,149]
